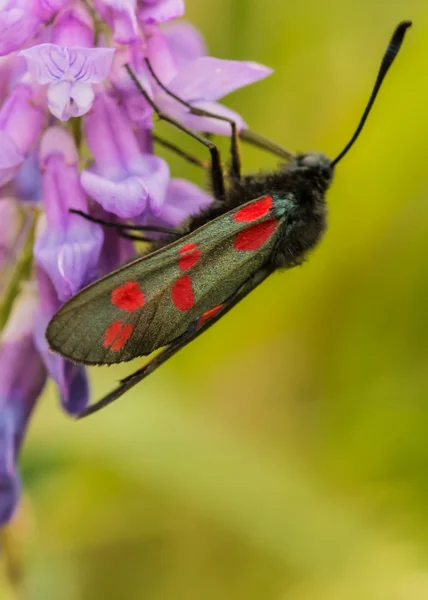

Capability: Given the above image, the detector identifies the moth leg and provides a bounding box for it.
[78,266,274,418]
[125,65,226,200]
[144,58,242,184]
[239,129,294,161]
[152,134,209,169]
[69,209,183,237]
[117,231,154,243]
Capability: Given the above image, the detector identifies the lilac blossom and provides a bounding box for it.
[0,0,273,527]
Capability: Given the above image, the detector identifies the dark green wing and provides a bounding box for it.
[46,194,282,365]
[80,265,274,416]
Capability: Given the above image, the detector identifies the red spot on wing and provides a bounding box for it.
[234,218,278,251]
[178,243,201,271]
[197,304,224,328]
[112,281,145,312]
[233,196,273,223]
[171,275,194,311]
[103,321,134,351]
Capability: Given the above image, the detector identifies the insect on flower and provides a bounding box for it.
[46,21,412,416]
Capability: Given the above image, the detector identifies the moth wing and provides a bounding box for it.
[47,195,281,365]
[81,265,274,416]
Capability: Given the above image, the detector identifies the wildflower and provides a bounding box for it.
[0,0,272,526]
[0,282,47,524]
[34,126,104,301]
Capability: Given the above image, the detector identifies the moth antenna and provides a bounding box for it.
[331,20,412,167]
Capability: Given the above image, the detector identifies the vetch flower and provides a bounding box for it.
[95,206,136,276]
[0,282,47,524]
[0,82,46,186]
[0,0,43,57]
[94,0,184,44]
[157,57,272,134]
[0,0,274,527]
[94,0,140,44]
[34,127,104,301]
[20,44,115,121]
[51,1,95,48]
[138,0,185,25]
[34,267,89,416]
[81,90,170,217]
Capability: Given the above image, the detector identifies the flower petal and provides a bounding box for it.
[51,1,94,47]
[0,417,20,524]
[47,80,72,121]
[158,96,247,135]
[94,0,139,44]
[0,82,46,155]
[34,267,89,415]
[35,214,104,300]
[66,47,115,83]
[158,178,213,227]
[81,171,148,218]
[83,91,142,178]
[15,152,43,203]
[69,81,95,117]
[168,56,273,102]
[0,131,24,187]
[0,282,47,525]
[138,0,184,24]
[162,21,207,69]
[35,128,104,300]
[132,154,170,216]
[21,44,115,85]
[0,1,41,57]
[20,44,69,84]
[94,206,135,275]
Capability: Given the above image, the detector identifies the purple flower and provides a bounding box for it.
[0,0,42,57]
[162,21,207,70]
[0,82,46,186]
[0,282,47,524]
[147,26,272,134]
[0,0,274,527]
[94,0,184,44]
[20,44,115,121]
[81,90,170,217]
[34,127,104,301]
[95,205,136,276]
[94,0,140,44]
[14,152,43,203]
[135,128,212,228]
[51,1,94,48]
[34,267,89,416]
[138,0,184,25]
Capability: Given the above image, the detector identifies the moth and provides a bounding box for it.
[46,21,412,416]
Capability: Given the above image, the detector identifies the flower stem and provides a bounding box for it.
[0,210,36,332]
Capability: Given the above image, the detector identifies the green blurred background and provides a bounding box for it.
[2,0,428,598]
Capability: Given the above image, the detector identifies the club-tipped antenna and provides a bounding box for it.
[331,20,412,167]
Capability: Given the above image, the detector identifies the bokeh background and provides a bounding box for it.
[2,0,428,598]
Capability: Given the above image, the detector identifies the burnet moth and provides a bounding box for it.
[46,21,412,416]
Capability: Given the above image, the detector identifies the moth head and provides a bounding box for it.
[294,152,334,191]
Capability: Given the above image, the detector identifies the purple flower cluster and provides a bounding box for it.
[0,0,272,525]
